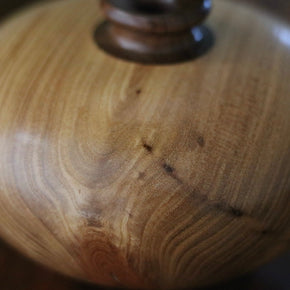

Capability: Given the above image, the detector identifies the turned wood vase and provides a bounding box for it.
[0,0,289,289]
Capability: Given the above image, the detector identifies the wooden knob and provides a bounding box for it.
[95,0,214,63]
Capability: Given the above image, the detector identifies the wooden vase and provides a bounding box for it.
[0,0,289,289]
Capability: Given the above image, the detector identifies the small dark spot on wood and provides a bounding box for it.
[143,143,153,152]
[138,172,146,180]
[199,194,208,203]
[214,202,224,211]
[230,207,244,217]
[136,89,142,95]
[261,229,275,235]
[197,136,205,147]
[163,163,174,174]
[127,255,135,266]
[125,210,133,218]
[213,203,244,218]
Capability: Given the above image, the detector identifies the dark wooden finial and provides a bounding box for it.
[95,0,214,64]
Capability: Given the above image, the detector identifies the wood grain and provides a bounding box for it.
[1,237,289,290]
[0,0,289,289]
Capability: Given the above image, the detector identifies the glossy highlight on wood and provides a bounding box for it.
[0,0,289,289]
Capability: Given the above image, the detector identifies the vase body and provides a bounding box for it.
[0,0,289,289]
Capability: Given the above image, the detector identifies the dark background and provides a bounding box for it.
[0,0,289,289]
[1,0,290,19]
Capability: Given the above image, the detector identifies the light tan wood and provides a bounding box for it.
[0,0,289,289]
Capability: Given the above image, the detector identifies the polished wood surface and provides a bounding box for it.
[1,238,289,290]
[0,0,289,289]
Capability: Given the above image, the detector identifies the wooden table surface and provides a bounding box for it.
[0,0,289,289]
